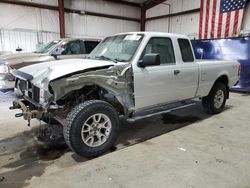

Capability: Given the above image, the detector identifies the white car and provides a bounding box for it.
[11,32,240,157]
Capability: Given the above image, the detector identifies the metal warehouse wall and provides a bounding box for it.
[65,0,140,38]
[146,0,250,38]
[0,0,140,52]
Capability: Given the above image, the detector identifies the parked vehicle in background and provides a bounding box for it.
[0,51,12,55]
[0,38,100,90]
[10,32,240,157]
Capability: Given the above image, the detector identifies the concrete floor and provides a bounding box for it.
[0,91,250,188]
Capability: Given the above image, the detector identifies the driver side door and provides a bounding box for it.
[133,37,181,110]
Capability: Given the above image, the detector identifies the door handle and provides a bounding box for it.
[174,70,181,75]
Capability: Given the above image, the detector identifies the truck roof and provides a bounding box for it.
[112,31,189,39]
[59,38,102,42]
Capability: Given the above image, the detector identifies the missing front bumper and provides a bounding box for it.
[10,100,45,126]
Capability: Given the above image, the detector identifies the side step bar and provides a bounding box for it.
[127,102,196,123]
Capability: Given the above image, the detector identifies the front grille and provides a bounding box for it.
[28,81,32,98]
[32,85,40,103]
[18,79,40,103]
[19,79,27,92]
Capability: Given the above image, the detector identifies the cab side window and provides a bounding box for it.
[178,39,194,62]
[141,37,175,65]
[62,40,81,55]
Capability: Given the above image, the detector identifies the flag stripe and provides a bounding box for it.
[204,0,210,39]
[237,10,244,33]
[221,13,227,38]
[210,0,217,38]
[233,10,239,34]
[201,1,206,39]
[225,12,231,37]
[213,0,221,38]
[217,13,223,38]
[199,0,204,39]
[207,0,214,39]
[229,11,236,36]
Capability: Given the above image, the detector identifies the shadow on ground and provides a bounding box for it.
[0,102,233,188]
[0,127,69,188]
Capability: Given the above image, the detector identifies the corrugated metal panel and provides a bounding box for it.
[0,0,140,51]
[65,0,140,19]
[0,29,59,52]
[146,18,169,32]
[65,14,140,38]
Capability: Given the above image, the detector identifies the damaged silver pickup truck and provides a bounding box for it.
[10,32,240,157]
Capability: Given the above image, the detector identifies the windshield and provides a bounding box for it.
[35,40,61,54]
[88,34,144,62]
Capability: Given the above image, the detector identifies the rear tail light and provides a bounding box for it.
[237,64,241,76]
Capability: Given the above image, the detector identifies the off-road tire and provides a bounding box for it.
[63,100,119,158]
[202,82,227,114]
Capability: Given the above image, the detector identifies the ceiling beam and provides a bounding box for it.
[0,0,58,10]
[140,5,146,31]
[146,8,200,21]
[143,0,167,10]
[103,0,141,7]
[76,10,140,22]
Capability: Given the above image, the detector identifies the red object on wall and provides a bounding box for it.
[58,0,65,38]
[199,0,247,39]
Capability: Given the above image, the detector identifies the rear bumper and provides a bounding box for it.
[0,73,15,90]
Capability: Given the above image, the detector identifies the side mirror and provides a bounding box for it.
[51,47,65,59]
[138,53,160,68]
[51,53,58,59]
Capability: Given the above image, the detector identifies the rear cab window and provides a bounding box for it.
[84,41,100,54]
[178,38,194,62]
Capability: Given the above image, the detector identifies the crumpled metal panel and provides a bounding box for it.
[191,37,250,91]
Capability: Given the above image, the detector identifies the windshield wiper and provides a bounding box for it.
[95,55,121,63]
[94,56,127,63]
[113,58,127,62]
[95,55,113,61]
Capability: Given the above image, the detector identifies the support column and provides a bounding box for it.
[58,0,65,38]
[140,5,146,31]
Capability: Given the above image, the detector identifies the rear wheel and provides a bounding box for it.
[63,100,119,158]
[202,82,227,114]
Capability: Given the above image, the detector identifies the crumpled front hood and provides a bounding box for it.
[16,58,115,89]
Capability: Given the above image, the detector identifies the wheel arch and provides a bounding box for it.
[213,74,229,99]
[56,84,128,115]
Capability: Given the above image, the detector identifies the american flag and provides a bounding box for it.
[199,0,248,39]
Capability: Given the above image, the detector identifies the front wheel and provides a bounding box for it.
[202,82,227,114]
[63,100,119,158]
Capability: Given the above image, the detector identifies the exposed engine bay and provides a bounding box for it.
[11,63,135,125]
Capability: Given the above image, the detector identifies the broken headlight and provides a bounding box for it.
[0,64,8,73]
[40,88,48,104]
[39,88,53,105]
